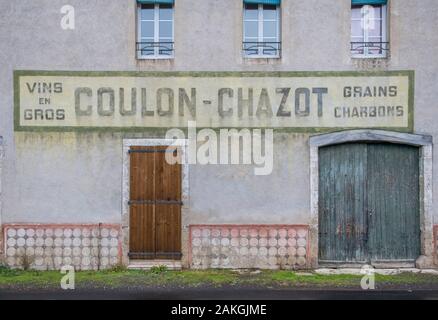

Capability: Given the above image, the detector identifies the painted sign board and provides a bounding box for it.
[14,70,414,132]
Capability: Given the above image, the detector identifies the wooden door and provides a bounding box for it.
[318,143,368,264]
[318,142,420,265]
[367,143,420,263]
[129,146,182,260]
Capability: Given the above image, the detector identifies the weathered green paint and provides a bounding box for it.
[367,143,420,262]
[318,142,421,264]
[319,143,368,263]
[13,70,415,133]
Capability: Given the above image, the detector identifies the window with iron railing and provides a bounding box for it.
[243,3,281,58]
[137,3,174,59]
[351,4,389,58]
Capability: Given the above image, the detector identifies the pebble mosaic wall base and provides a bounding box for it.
[3,224,122,270]
[189,225,310,269]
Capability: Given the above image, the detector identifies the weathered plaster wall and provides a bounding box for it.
[0,0,437,267]
[189,133,310,225]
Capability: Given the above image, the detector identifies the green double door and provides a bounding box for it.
[318,142,421,265]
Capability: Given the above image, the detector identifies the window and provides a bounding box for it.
[351,4,388,58]
[137,3,174,59]
[243,3,281,58]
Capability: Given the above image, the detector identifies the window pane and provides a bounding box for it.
[263,21,277,38]
[351,20,363,38]
[351,37,364,44]
[368,22,382,37]
[159,21,172,38]
[159,4,173,20]
[368,5,382,19]
[263,5,277,20]
[140,4,154,20]
[244,7,258,20]
[244,21,258,38]
[368,36,383,42]
[244,3,259,20]
[141,21,154,38]
[351,7,362,19]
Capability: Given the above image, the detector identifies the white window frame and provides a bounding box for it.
[351,4,388,59]
[137,3,174,60]
[243,3,281,59]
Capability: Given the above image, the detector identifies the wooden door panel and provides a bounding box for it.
[367,143,420,262]
[155,204,182,259]
[130,146,155,201]
[318,143,368,263]
[129,204,155,259]
[155,147,181,201]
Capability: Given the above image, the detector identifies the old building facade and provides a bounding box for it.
[0,0,437,270]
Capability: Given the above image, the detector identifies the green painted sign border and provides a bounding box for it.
[13,70,415,133]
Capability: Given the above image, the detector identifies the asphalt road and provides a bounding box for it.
[1,287,438,300]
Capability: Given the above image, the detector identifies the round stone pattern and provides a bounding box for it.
[17,238,25,247]
[298,229,307,238]
[110,229,119,238]
[192,238,201,247]
[211,229,220,237]
[297,247,307,257]
[64,229,73,237]
[259,229,268,238]
[192,228,201,237]
[7,229,16,237]
[7,238,16,247]
[54,229,63,237]
[297,238,306,247]
[220,228,230,237]
[230,238,239,247]
[258,238,268,247]
[288,229,297,238]
[269,229,278,237]
[101,228,110,237]
[278,229,287,238]
[268,238,277,247]
[82,228,91,237]
[73,228,82,237]
[17,229,26,237]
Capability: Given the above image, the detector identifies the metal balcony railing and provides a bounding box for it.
[136,41,174,58]
[350,41,390,56]
[243,41,281,57]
